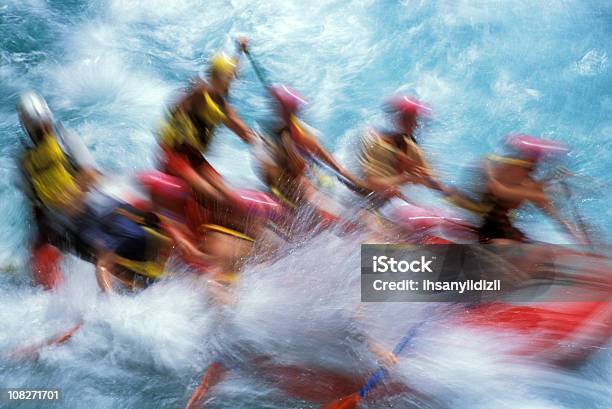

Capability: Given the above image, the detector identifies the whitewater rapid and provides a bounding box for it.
[0,0,611,408]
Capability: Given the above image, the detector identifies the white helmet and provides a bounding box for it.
[17,91,54,141]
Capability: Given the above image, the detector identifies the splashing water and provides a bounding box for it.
[0,1,611,408]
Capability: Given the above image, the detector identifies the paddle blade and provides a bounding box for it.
[322,392,361,409]
[185,362,227,409]
[47,323,82,346]
[7,323,82,360]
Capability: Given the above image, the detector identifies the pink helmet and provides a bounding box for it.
[269,84,308,116]
[506,134,569,160]
[387,95,432,118]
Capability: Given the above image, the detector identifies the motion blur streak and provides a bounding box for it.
[0,1,610,408]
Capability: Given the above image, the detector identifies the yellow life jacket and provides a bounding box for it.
[487,154,534,168]
[160,110,201,150]
[215,271,239,286]
[360,131,427,179]
[160,90,227,154]
[22,134,81,211]
[199,91,227,128]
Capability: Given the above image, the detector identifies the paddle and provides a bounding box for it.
[558,179,593,248]
[547,166,608,191]
[322,320,426,409]
[8,322,82,360]
[308,155,373,196]
[243,49,272,90]
[185,362,228,409]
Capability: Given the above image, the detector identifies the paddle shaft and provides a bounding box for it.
[358,321,424,398]
[559,180,592,247]
[309,155,370,195]
[185,362,227,409]
[244,50,272,90]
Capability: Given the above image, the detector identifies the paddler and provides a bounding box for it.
[254,84,365,230]
[17,91,100,289]
[158,37,255,206]
[357,95,446,200]
[93,208,215,292]
[16,92,204,292]
[353,95,457,241]
[475,134,586,244]
[138,169,277,289]
[157,37,273,279]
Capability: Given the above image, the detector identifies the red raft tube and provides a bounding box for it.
[136,170,285,225]
[392,203,612,364]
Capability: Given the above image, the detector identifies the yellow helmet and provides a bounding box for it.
[209,53,237,79]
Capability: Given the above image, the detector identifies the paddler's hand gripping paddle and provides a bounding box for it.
[322,320,426,409]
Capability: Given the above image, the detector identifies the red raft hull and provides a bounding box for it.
[137,170,285,226]
[260,205,612,404]
[391,203,612,364]
[249,301,612,405]
[462,301,612,365]
[32,182,612,403]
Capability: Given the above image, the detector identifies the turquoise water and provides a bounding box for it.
[0,1,611,408]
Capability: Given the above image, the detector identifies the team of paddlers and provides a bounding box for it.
[12,37,609,409]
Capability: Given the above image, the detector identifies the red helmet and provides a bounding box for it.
[270,84,308,116]
[386,95,432,118]
[506,134,568,160]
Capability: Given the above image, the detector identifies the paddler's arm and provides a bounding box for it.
[443,186,486,213]
[222,104,255,144]
[162,147,229,204]
[280,129,309,175]
[75,167,100,192]
[95,252,116,294]
[185,164,228,203]
[297,125,367,189]
[488,165,587,243]
[533,184,588,245]
[163,219,213,264]
[395,148,446,192]
[352,305,399,368]
[485,160,549,204]
[369,340,399,367]
[58,126,103,193]
[219,37,256,144]
[487,177,549,204]
[58,125,99,170]
[297,174,342,221]
[362,172,416,198]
